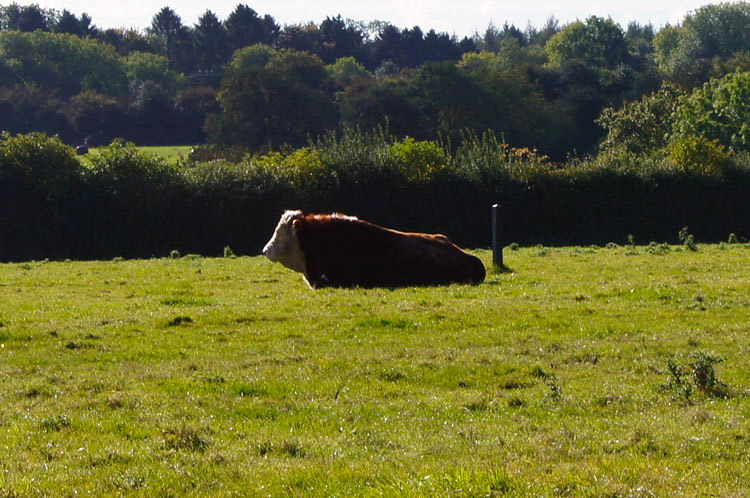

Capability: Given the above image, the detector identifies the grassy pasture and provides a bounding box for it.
[77,145,193,167]
[1,245,749,496]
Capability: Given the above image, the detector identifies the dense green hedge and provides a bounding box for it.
[2,131,750,261]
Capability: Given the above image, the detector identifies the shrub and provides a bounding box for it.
[313,126,394,177]
[678,226,698,251]
[647,241,670,254]
[453,130,550,183]
[661,352,729,401]
[86,139,176,193]
[252,146,338,196]
[666,135,730,175]
[689,352,728,398]
[0,131,81,200]
[661,359,694,402]
[388,137,448,181]
[84,140,184,256]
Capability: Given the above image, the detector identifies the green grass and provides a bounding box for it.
[77,145,193,166]
[1,245,750,495]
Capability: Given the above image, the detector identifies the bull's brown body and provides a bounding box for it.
[263,211,485,288]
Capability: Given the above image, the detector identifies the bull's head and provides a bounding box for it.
[263,210,306,274]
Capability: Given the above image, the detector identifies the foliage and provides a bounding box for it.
[224,4,278,52]
[661,359,695,401]
[654,2,750,86]
[207,47,337,150]
[671,71,750,152]
[86,139,177,194]
[251,146,338,196]
[326,56,371,88]
[0,82,70,138]
[452,129,551,183]
[4,131,750,261]
[666,134,730,175]
[0,131,81,199]
[689,352,728,397]
[193,10,228,73]
[596,71,749,175]
[338,76,426,139]
[597,83,683,154]
[66,91,127,145]
[226,43,276,74]
[387,137,448,181]
[124,51,184,94]
[0,3,57,32]
[414,61,501,143]
[683,2,750,59]
[678,226,699,251]
[661,351,729,401]
[3,2,750,161]
[0,30,127,96]
[546,16,629,69]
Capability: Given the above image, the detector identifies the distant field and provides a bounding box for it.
[1,246,749,495]
[77,145,194,166]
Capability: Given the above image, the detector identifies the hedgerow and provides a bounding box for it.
[1,130,750,261]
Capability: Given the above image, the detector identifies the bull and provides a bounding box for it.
[262,210,485,288]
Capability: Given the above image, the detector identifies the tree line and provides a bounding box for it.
[1,2,750,159]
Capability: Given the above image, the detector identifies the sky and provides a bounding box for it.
[29,0,716,37]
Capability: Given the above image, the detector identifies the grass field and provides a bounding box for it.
[77,145,193,167]
[1,245,749,496]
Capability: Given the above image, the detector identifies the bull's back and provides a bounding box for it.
[297,217,484,287]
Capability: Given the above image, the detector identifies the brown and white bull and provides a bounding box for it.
[262,210,485,288]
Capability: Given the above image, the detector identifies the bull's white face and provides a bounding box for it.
[262,210,306,274]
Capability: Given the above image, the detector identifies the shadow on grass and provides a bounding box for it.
[490,264,515,274]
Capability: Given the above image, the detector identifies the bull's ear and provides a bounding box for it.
[292,218,301,232]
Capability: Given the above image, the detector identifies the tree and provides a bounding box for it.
[96,28,154,56]
[596,83,683,154]
[66,91,127,144]
[53,10,97,38]
[653,25,710,87]
[0,30,128,97]
[414,62,501,142]
[207,49,336,150]
[278,22,322,54]
[546,16,629,69]
[654,3,750,86]
[0,84,70,138]
[148,6,193,72]
[0,3,54,32]
[194,10,229,73]
[318,15,365,63]
[226,43,276,74]
[625,22,655,62]
[458,47,566,155]
[371,24,405,69]
[542,16,652,155]
[338,77,425,138]
[125,51,184,94]
[527,16,560,46]
[479,23,503,53]
[224,4,277,51]
[174,86,219,143]
[672,71,750,151]
[326,56,371,89]
[683,2,750,59]
[422,29,462,63]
